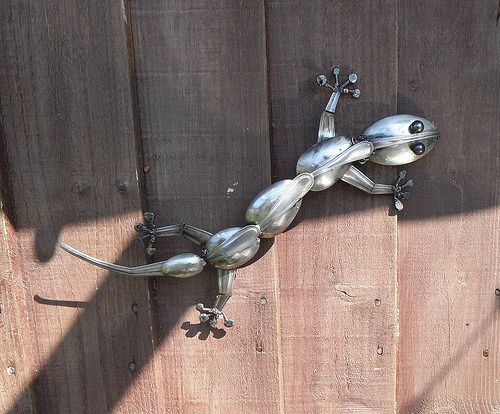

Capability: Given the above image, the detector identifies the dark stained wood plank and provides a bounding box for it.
[0,1,161,412]
[396,1,499,412]
[130,1,282,412]
[266,0,399,411]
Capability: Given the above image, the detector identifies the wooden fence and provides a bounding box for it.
[0,1,498,412]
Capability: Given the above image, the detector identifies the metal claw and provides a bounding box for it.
[195,303,234,328]
[392,171,415,211]
[134,223,148,232]
[318,67,362,114]
[395,170,407,186]
[222,313,234,328]
[332,67,340,86]
[317,74,333,89]
[401,179,414,188]
[134,212,158,255]
[144,211,156,225]
[343,88,361,98]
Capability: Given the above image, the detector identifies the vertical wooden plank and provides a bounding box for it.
[0,197,36,413]
[397,1,499,412]
[130,1,281,412]
[0,1,161,412]
[266,0,399,411]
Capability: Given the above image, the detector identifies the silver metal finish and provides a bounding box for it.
[392,170,415,211]
[362,114,439,165]
[246,180,302,238]
[341,166,415,210]
[160,253,206,278]
[205,226,261,269]
[60,65,438,329]
[256,173,313,232]
[196,269,236,327]
[135,219,212,249]
[316,67,360,115]
[318,111,336,142]
[296,136,353,191]
[341,166,394,195]
[311,141,374,178]
[60,243,205,278]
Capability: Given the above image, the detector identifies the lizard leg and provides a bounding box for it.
[341,166,414,210]
[134,212,212,254]
[196,269,236,328]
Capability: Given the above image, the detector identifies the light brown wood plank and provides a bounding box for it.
[266,0,399,411]
[0,1,161,412]
[0,197,36,413]
[130,1,282,412]
[396,1,499,412]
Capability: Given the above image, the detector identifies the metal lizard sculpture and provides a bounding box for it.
[61,67,439,328]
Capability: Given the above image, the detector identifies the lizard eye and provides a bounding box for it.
[411,142,425,155]
[409,120,424,134]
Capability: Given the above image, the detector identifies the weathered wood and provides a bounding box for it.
[129,1,282,412]
[0,1,160,412]
[1,1,498,412]
[396,1,499,412]
[266,0,399,411]
[0,197,36,413]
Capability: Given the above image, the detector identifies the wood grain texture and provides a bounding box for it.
[1,1,498,412]
[266,0,399,412]
[0,1,160,412]
[396,1,500,413]
[130,1,282,412]
[0,198,36,413]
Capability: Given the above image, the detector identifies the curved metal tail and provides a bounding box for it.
[59,243,163,276]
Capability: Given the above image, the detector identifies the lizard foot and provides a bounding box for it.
[392,170,414,211]
[195,303,234,328]
[134,211,157,255]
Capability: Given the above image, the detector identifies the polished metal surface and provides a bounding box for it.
[341,166,414,210]
[296,136,353,191]
[205,226,261,269]
[318,111,336,142]
[311,141,374,179]
[363,114,439,165]
[246,180,302,238]
[196,269,236,327]
[341,165,394,195]
[60,65,438,329]
[160,253,206,278]
[317,67,360,115]
[392,170,415,211]
[60,243,205,278]
[257,173,314,231]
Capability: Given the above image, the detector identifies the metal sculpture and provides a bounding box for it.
[60,67,439,328]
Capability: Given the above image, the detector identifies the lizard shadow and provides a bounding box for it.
[180,321,227,340]
[1,2,497,411]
